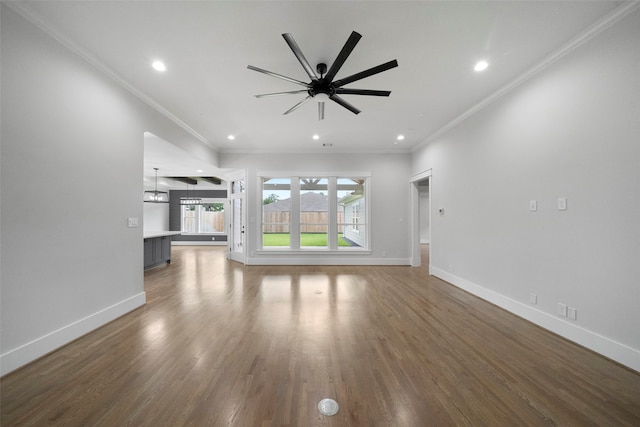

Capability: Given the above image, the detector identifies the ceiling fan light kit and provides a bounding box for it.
[248,31,398,120]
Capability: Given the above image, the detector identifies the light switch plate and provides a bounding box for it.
[557,197,567,210]
[529,200,537,212]
[127,217,139,228]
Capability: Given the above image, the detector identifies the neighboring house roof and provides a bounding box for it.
[263,192,328,212]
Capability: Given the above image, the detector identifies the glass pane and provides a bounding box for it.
[200,203,225,233]
[233,198,243,251]
[337,178,366,248]
[300,178,328,247]
[262,178,291,247]
[263,225,291,247]
[232,179,245,194]
[182,205,196,233]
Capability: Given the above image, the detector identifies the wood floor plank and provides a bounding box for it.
[2,245,639,426]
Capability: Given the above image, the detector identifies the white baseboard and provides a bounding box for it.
[1,292,146,376]
[246,256,411,266]
[171,241,227,246]
[431,267,639,373]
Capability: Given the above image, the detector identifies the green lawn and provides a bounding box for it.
[263,233,352,247]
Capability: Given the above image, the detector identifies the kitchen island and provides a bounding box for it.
[143,231,181,269]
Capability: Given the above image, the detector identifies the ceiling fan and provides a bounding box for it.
[248,31,398,120]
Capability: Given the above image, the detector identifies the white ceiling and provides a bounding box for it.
[11,1,623,176]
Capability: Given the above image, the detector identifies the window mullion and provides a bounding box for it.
[290,178,301,249]
[328,177,337,250]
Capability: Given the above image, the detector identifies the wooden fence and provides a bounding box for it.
[263,212,344,233]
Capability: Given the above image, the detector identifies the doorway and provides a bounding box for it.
[227,171,246,264]
[410,170,431,269]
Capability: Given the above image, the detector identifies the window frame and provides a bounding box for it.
[258,173,370,252]
[180,198,227,235]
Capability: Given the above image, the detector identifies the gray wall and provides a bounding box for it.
[169,190,228,242]
[411,9,640,371]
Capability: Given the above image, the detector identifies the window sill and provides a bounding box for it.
[257,248,371,255]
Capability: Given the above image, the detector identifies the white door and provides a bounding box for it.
[228,173,246,263]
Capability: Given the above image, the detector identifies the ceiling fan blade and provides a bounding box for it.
[282,33,318,81]
[324,31,362,83]
[334,88,391,97]
[329,94,361,115]
[333,59,398,88]
[283,95,312,115]
[254,90,309,98]
[247,65,309,87]
[318,102,325,120]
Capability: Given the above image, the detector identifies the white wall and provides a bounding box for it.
[220,152,412,265]
[143,202,170,232]
[0,5,218,375]
[412,10,640,371]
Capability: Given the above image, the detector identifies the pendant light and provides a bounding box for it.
[144,168,170,203]
[180,182,202,205]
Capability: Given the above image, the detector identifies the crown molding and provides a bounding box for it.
[412,1,640,153]
[3,1,213,149]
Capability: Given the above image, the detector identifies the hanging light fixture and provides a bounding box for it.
[180,182,202,205]
[144,168,170,203]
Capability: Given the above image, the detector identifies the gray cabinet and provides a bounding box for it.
[144,235,172,269]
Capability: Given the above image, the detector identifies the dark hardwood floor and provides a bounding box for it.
[2,245,639,426]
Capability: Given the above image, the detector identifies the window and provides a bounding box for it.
[262,178,291,247]
[300,178,328,248]
[337,178,366,248]
[352,205,360,231]
[181,200,225,234]
[260,175,368,250]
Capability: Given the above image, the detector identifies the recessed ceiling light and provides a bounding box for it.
[152,60,166,72]
[397,135,405,141]
[313,134,320,140]
[196,169,203,173]
[227,135,235,140]
[474,60,489,72]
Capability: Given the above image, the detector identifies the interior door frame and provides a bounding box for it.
[410,169,432,269]
[227,169,246,264]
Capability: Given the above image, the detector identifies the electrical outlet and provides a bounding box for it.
[529,200,537,212]
[568,307,577,320]
[558,303,567,317]
[529,293,537,305]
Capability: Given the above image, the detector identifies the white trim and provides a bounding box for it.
[431,268,640,373]
[410,169,432,183]
[412,1,640,152]
[258,171,371,178]
[246,256,410,266]
[0,292,146,376]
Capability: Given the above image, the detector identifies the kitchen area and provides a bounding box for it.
[143,133,230,269]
